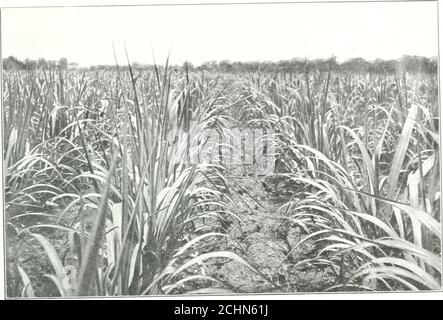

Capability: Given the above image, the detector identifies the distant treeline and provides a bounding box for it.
[2,56,72,70]
[3,55,438,74]
[192,56,438,75]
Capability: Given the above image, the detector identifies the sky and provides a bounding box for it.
[1,1,439,66]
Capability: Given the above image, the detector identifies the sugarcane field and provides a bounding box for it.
[1,1,441,297]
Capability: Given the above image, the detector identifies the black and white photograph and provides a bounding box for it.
[0,0,441,299]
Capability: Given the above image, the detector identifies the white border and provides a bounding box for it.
[0,0,442,300]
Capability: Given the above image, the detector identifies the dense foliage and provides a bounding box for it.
[3,55,438,74]
[3,57,441,297]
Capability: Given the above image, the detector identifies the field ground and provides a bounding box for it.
[212,175,330,293]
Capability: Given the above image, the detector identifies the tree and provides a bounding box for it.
[341,57,370,74]
[37,58,48,69]
[219,60,233,73]
[200,60,218,71]
[24,58,37,70]
[3,56,25,70]
[58,57,68,70]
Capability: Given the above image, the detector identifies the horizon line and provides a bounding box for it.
[2,53,438,68]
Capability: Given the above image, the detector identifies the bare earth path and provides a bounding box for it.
[209,175,336,293]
